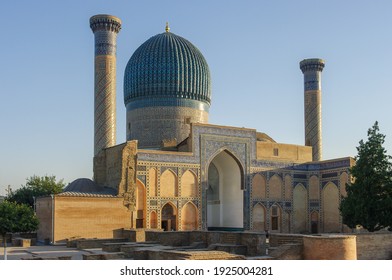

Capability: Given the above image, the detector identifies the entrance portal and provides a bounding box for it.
[207,150,244,230]
[161,203,177,231]
[311,211,319,234]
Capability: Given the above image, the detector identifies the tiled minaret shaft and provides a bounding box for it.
[90,15,121,156]
[300,58,325,162]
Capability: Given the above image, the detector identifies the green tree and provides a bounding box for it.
[7,175,64,208]
[340,121,392,232]
[0,201,39,260]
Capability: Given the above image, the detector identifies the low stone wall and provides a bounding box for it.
[303,235,357,260]
[83,252,125,260]
[206,232,241,245]
[121,243,160,259]
[122,230,266,256]
[75,238,129,249]
[73,230,392,260]
[12,238,32,247]
[145,231,191,246]
[353,232,392,260]
[123,229,164,242]
[240,232,265,256]
[22,256,72,260]
[146,250,246,260]
[102,242,131,252]
[270,244,303,260]
[270,233,304,247]
[189,231,208,244]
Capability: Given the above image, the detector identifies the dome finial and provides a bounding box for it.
[165,22,170,32]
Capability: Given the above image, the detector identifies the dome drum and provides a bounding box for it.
[126,105,208,148]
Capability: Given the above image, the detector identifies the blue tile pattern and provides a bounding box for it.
[124,32,211,109]
[94,30,118,56]
[90,15,121,56]
[126,97,210,112]
[304,72,321,91]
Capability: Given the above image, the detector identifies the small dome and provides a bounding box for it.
[124,31,211,107]
[63,178,117,195]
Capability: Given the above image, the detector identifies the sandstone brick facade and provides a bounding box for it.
[303,235,357,260]
[90,124,353,235]
[36,195,131,243]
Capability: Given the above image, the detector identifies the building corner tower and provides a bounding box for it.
[300,58,325,162]
[90,15,121,156]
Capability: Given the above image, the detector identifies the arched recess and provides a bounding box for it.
[270,204,282,232]
[284,175,292,200]
[293,184,308,233]
[322,182,340,233]
[309,175,320,200]
[207,149,244,229]
[252,174,266,199]
[181,170,198,198]
[161,202,177,231]
[311,211,319,234]
[150,211,157,229]
[340,172,349,197]
[136,180,146,228]
[252,203,266,231]
[181,202,198,230]
[149,168,157,197]
[160,169,178,197]
[269,174,282,199]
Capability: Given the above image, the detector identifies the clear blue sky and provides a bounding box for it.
[1,0,392,195]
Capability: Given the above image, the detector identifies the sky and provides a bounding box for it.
[1,0,392,195]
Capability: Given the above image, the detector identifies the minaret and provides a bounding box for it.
[90,14,121,156]
[300,58,325,162]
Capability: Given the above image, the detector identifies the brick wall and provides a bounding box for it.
[353,232,392,260]
[49,196,131,243]
[36,196,53,243]
[303,235,357,260]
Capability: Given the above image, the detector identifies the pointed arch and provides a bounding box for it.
[136,179,146,228]
[161,202,177,231]
[149,167,158,197]
[181,170,198,198]
[207,148,245,189]
[309,175,320,200]
[181,202,198,230]
[207,149,244,229]
[269,174,282,199]
[270,203,282,232]
[150,211,157,229]
[293,183,308,233]
[252,174,266,199]
[160,169,178,197]
[252,203,266,231]
[322,182,340,232]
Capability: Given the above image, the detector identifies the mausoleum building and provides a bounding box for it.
[36,15,353,243]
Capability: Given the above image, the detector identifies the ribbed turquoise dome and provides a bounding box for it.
[124,32,211,109]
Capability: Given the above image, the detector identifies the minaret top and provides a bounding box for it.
[300,58,325,73]
[90,14,122,33]
[165,22,170,33]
